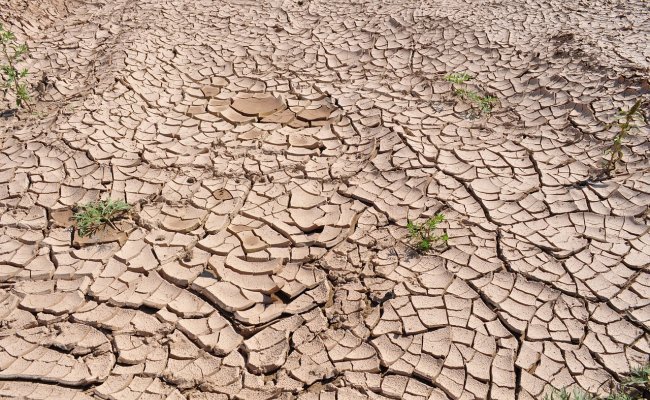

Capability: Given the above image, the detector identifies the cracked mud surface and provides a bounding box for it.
[1,0,649,398]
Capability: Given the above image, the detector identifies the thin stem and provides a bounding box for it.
[606,99,643,173]
[1,35,31,110]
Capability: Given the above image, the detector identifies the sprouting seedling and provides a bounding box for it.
[541,363,650,400]
[444,72,472,84]
[445,71,496,115]
[0,23,31,110]
[615,363,650,399]
[605,99,645,174]
[542,388,594,400]
[406,213,448,252]
[73,199,131,238]
[622,363,650,388]
[454,88,497,114]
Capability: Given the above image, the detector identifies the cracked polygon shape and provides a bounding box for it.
[231,94,285,117]
[192,278,255,312]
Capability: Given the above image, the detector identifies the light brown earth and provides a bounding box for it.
[1,0,649,399]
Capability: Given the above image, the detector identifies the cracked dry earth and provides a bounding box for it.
[0,0,649,399]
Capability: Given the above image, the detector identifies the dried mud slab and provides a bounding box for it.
[0,0,648,398]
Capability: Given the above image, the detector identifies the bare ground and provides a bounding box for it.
[0,0,649,399]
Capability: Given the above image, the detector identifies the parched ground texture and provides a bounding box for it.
[0,0,649,399]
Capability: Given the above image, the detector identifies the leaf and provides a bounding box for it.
[407,220,418,236]
[15,43,28,58]
[419,239,431,251]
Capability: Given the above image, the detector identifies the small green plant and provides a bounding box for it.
[604,99,645,174]
[612,363,650,400]
[623,364,650,388]
[603,393,634,400]
[454,88,497,114]
[444,72,472,84]
[406,213,448,252]
[543,363,650,400]
[543,388,594,400]
[73,199,131,237]
[1,24,30,109]
[445,71,496,115]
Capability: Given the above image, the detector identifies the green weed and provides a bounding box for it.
[544,363,650,400]
[543,387,594,400]
[407,213,448,252]
[623,364,650,388]
[603,394,634,400]
[613,363,650,400]
[1,24,31,109]
[605,99,645,174]
[444,72,472,84]
[454,88,496,114]
[73,199,131,238]
[445,71,496,115]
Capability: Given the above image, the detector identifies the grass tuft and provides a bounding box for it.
[543,363,650,400]
[73,199,131,238]
[543,388,595,400]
